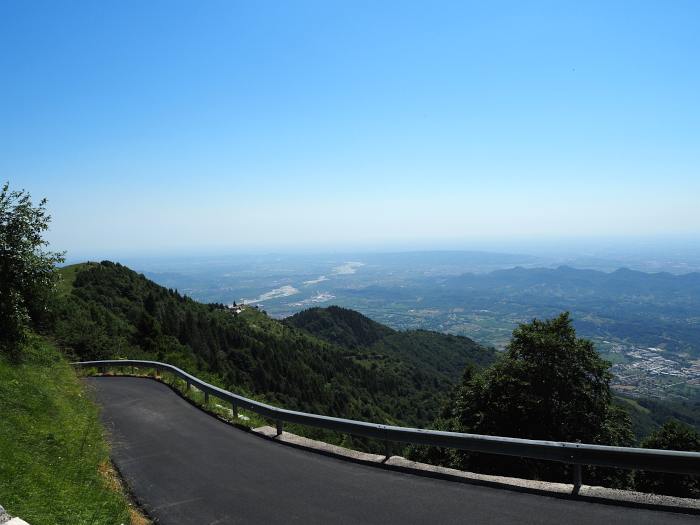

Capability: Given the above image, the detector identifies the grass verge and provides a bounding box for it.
[0,335,144,524]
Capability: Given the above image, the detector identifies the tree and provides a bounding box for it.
[0,182,64,358]
[457,313,627,441]
[635,421,700,498]
[412,313,633,484]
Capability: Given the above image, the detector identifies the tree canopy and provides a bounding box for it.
[0,182,63,358]
[411,313,633,484]
[455,313,629,443]
[635,420,700,498]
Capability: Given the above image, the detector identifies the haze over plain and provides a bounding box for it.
[2,1,699,255]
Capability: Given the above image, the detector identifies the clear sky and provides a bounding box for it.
[2,1,699,257]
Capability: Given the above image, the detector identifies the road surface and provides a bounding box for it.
[87,377,698,524]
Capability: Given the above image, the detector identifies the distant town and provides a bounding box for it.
[605,342,700,400]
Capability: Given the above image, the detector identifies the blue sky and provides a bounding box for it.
[2,1,699,256]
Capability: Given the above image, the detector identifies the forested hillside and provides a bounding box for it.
[50,262,495,429]
[617,395,700,441]
[284,306,394,349]
[286,306,494,384]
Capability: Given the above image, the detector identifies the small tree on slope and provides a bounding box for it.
[0,182,64,359]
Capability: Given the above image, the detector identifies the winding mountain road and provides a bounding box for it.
[87,377,698,524]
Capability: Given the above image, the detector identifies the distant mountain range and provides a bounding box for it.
[332,265,700,355]
[446,265,700,297]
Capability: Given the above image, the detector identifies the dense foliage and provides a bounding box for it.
[410,313,634,486]
[50,262,494,431]
[618,396,700,441]
[456,313,630,443]
[285,306,395,348]
[634,421,700,498]
[286,306,496,424]
[0,183,63,358]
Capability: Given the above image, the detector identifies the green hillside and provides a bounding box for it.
[286,305,495,387]
[369,330,494,381]
[284,306,395,348]
[617,395,700,440]
[0,335,134,524]
[51,262,493,431]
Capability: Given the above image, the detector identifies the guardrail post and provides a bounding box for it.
[231,402,238,420]
[572,464,582,494]
[384,440,392,460]
[186,380,190,392]
[204,392,210,404]
[276,420,283,436]
[571,439,582,494]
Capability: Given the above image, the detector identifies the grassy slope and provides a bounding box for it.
[0,336,132,524]
[56,262,98,296]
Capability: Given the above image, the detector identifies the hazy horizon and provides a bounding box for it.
[62,234,700,267]
[4,2,699,254]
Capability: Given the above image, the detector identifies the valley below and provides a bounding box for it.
[128,251,700,403]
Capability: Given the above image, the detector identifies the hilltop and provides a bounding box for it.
[284,306,395,349]
[286,305,494,384]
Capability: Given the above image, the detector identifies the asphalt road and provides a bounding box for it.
[87,377,698,524]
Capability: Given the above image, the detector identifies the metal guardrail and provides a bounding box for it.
[74,359,700,492]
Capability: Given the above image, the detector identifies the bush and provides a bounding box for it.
[635,420,700,498]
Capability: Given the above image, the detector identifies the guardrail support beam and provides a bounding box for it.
[384,440,392,460]
[572,464,582,494]
[205,392,210,404]
[276,420,283,436]
[231,402,238,420]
